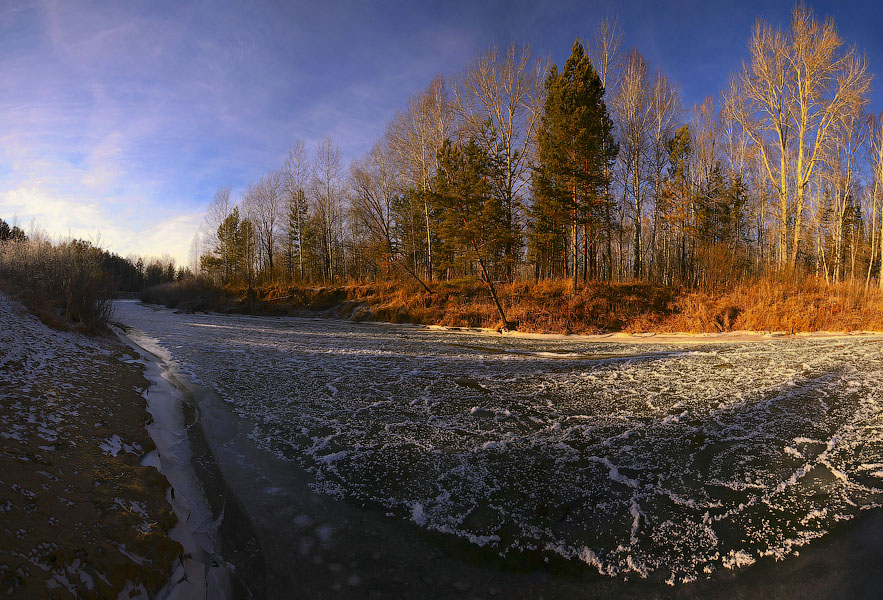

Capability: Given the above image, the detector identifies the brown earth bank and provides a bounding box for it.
[141,276,883,335]
[0,293,180,597]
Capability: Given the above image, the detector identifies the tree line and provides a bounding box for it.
[0,217,202,329]
[0,218,190,294]
[194,6,883,312]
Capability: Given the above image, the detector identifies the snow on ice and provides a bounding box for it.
[114,300,883,584]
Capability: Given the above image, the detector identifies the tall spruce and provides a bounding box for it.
[532,40,617,292]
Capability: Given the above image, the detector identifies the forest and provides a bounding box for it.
[185,7,883,328]
[4,6,883,333]
[0,216,186,330]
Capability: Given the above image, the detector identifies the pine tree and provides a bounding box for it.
[659,125,693,282]
[433,138,513,328]
[286,187,308,281]
[532,40,617,291]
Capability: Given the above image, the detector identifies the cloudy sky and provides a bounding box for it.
[1,0,880,265]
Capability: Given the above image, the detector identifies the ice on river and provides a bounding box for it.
[114,301,883,584]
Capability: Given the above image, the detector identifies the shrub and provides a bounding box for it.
[0,238,113,332]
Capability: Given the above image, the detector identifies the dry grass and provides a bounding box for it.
[661,278,883,334]
[244,278,676,333]
[143,275,883,335]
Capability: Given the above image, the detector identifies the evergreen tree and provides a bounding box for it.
[0,218,27,242]
[286,187,308,281]
[433,138,513,328]
[659,125,694,282]
[532,40,617,291]
[217,207,242,283]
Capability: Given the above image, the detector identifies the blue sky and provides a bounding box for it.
[1,0,880,265]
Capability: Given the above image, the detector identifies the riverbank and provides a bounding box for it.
[140,276,883,335]
[0,293,180,596]
[118,321,265,599]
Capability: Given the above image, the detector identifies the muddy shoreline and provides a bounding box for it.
[0,294,180,597]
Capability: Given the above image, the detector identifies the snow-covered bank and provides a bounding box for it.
[117,326,232,599]
[0,294,180,596]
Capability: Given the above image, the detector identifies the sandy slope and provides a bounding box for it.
[0,294,180,597]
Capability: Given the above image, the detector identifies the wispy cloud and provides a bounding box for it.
[0,0,879,266]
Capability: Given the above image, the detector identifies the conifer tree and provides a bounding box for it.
[433,139,513,328]
[532,40,617,291]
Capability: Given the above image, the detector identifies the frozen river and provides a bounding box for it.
[113,301,883,597]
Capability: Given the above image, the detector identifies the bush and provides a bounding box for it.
[139,277,234,312]
[0,238,113,332]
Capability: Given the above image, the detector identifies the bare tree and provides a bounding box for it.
[613,49,655,278]
[244,170,282,280]
[189,231,201,275]
[587,17,622,92]
[351,144,395,274]
[648,72,681,276]
[351,141,433,292]
[722,108,750,180]
[789,6,870,266]
[203,186,235,281]
[283,141,311,281]
[387,76,455,281]
[204,186,232,251]
[867,113,883,288]
[725,5,870,266]
[724,23,791,265]
[587,17,623,280]
[313,137,343,282]
[821,108,867,282]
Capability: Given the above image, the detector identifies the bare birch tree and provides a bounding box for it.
[724,24,792,265]
[868,113,883,287]
[613,49,654,278]
[387,76,455,281]
[203,186,235,282]
[587,17,622,279]
[248,170,282,279]
[648,72,680,276]
[351,140,433,292]
[788,6,870,266]
[821,108,866,282]
[283,141,311,281]
[313,137,343,282]
[725,4,870,267]
[204,186,232,251]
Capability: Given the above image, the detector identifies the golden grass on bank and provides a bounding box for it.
[663,278,883,334]
[142,275,883,335]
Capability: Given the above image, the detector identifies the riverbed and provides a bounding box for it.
[113,300,883,598]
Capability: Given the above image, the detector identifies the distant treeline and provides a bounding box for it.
[0,217,191,330]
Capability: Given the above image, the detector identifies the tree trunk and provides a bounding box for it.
[472,241,510,330]
[423,192,433,281]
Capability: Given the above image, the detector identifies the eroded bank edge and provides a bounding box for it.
[116,324,266,599]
